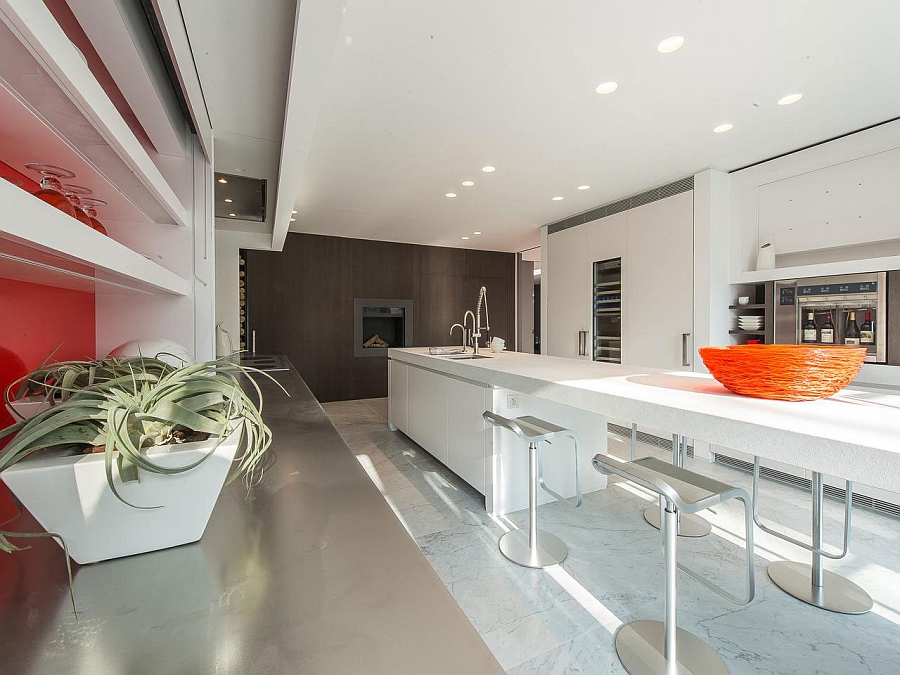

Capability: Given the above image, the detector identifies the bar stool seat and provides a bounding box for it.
[483,411,582,568]
[593,454,755,675]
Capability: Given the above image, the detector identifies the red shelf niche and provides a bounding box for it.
[0,278,95,369]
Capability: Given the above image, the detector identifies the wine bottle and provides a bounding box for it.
[845,311,861,346]
[802,312,817,343]
[820,313,835,344]
[860,311,875,345]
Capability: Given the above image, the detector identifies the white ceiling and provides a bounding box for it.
[290,0,900,252]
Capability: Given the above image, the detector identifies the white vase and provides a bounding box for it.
[216,322,234,358]
[1,425,243,564]
[756,242,776,271]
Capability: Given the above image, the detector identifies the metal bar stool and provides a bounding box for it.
[752,457,872,614]
[483,411,582,568]
[642,434,712,538]
[593,454,755,675]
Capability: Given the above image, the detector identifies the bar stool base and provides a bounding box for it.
[767,561,872,615]
[498,529,568,568]
[615,620,728,675]
[643,506,711,538]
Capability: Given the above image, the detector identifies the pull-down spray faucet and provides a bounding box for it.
[471,286,490,354]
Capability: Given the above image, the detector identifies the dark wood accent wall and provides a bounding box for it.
[245,233,516,402]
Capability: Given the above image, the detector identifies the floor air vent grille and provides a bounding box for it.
[714,454,900,519]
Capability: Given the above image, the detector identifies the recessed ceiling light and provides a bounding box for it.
[462,236,470,240]
[218,178,227,184]
[228,213,236,217]
[290,217,296,222]
[481,166,496,173]
[473,231,482,235]
[778,93,803,106]
[577,185,590,190]
[292,210,297,214]
[713,123,734,133]
[224,198,233,203]
[445,192,458,198]
[595,81,618,95]
[552,196,564,201]
[657,36,685,54]
[462,180,475,187]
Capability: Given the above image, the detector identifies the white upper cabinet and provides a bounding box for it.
[545,190,694,369]
[546,223,590,359]
[624,191,694,370]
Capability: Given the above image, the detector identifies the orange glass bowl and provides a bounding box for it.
[698,344,866,402]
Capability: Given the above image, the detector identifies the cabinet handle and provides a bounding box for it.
[252,330,257,355]
[578,330,588,356]
[682,333,691,367]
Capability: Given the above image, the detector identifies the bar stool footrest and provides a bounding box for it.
[615,620,728,675]
[642,505,711,538]
[498,529,567,568]
[766,561,872,615]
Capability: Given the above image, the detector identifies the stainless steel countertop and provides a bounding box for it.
[0,360,503,674]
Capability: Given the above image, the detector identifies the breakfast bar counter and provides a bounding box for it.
[388,347,900,494]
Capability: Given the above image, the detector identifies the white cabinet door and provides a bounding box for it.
[624,191,694,370]
[407,366,448,464]
[584,211,627,265]
[446,378,488,494]
[388,359,408,433]
[546,224,591,359]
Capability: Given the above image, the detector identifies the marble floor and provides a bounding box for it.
[323,397,900,674]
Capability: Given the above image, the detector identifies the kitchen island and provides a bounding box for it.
[388,347,900,503]
[0,359,504,675]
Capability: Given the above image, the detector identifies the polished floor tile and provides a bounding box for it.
[325,398,900,674]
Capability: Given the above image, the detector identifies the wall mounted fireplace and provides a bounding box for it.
[354,298,414,357]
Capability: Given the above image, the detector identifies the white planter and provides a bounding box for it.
[5,396,54,421]
[0,425,243,564]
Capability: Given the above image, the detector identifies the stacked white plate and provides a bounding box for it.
[738,315,764,331]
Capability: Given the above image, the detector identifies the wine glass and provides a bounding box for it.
[61,184,95,229]
[24,163,77,218]
[80,197,109,236]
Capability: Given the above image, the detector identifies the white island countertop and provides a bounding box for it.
[388,347,900,493]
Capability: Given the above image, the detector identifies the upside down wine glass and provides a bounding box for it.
[25,163,77,218]
[61,184,95,229]
[80,197,108,236]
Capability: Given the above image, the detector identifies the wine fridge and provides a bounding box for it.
[593,257,622,363]
[773,272,887,363]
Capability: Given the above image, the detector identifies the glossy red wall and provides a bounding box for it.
[0,279,96,370]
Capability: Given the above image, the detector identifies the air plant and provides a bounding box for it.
[4,355,179,418]
[0,357,287,557]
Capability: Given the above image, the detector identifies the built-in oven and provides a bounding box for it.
[773,272,887,363]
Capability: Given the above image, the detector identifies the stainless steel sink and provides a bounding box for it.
[443,354,492,360]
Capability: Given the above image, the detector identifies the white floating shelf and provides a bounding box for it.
[733,255,900,284]
[0,177,189,296]
[0,0,188,228]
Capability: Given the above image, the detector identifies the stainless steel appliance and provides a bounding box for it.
[773,272,886,363]
[593,257,622,363]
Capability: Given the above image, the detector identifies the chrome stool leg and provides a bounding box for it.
[617,500,728,675]
[643,434,711,538]
[754,460,872,614]
[498,441,569,568]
